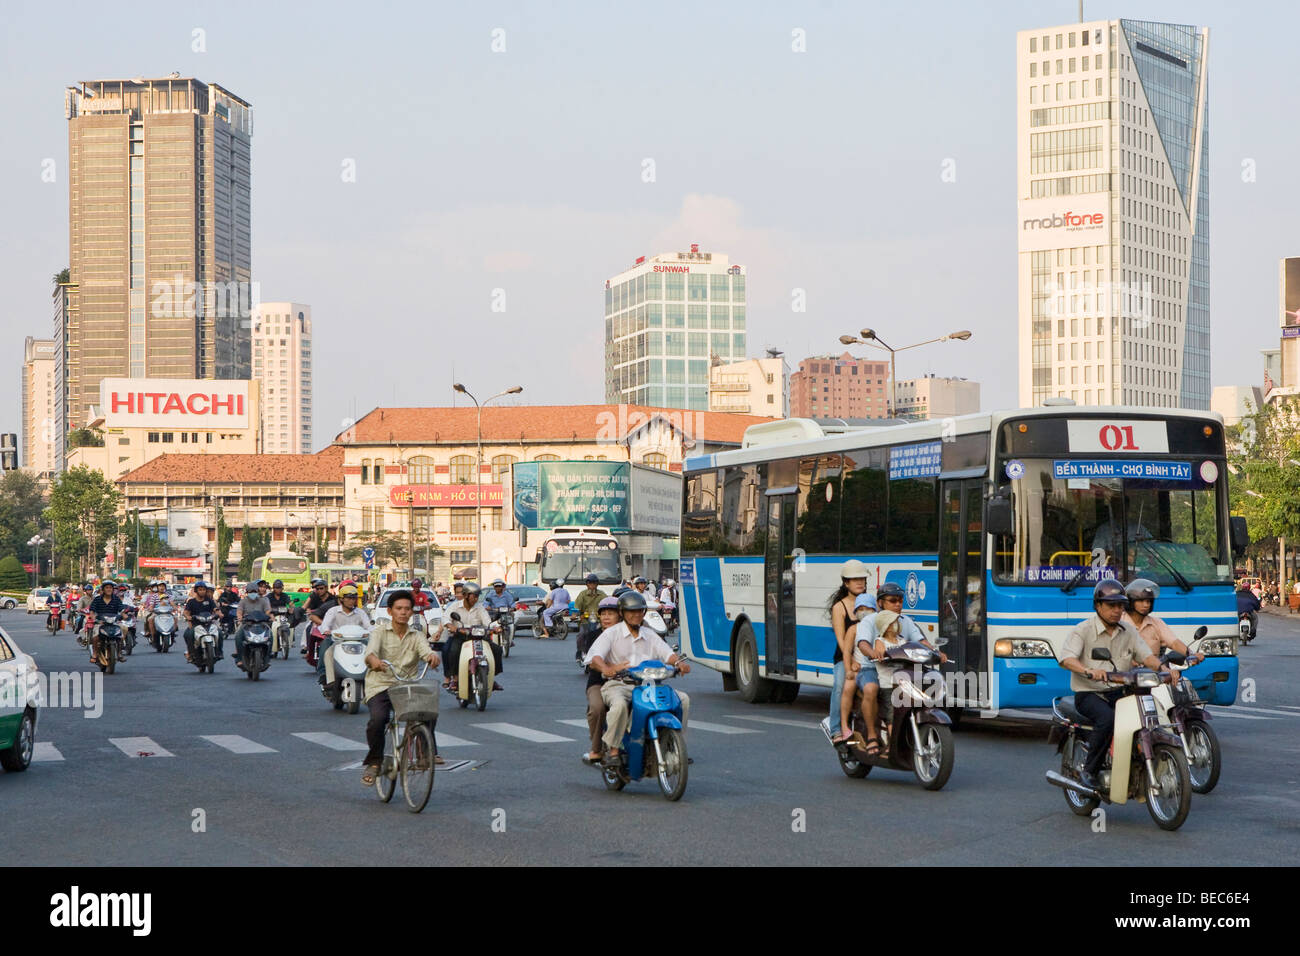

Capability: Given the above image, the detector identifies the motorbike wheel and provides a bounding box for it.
[203,646,215,673]
[602,766,627,791]
[837,747,871,778]
[281,635,292,660]
[458,697,469,709]
[655,728,688,801]
[503,629,511,658]
[1145,742,1192,831]
[1062,740,1099,816]
[911,722,954,791]
[475,673,489,712]
[400,723,436,813]
[252,647,265,680]
[1185,719,1221,794]
[346,698,359,715]
[376,753,396,803]
[105,647,116,675]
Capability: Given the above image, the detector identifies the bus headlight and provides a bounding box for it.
[994,638,1054,658]
[1197,637,1236,657]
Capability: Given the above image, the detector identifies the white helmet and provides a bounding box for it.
[556,579,565,588]
[840,559,871,580]
[664,579,674,587]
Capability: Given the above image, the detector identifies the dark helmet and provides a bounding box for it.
[194,580,210,591]
[254,579,268,588]
[1125,578,1159,606]
[633,576,647,586]
[311,578,327,588]
[462,582,481,597]
[598,596,620,611]
[617,591,647,613]
[585,573,599,584]
[1092,579,1128,606]
[272,579,284,588]
[877,581,906,601]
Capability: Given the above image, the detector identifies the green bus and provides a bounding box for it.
[312,563,370,588]
[250,552,313,606]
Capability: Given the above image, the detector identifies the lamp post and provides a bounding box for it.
[27,535,45,588]
[452,383,524,583]
[839,329,972,418]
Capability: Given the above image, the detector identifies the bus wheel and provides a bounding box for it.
[773,682,800,704]
[734,623,775,704]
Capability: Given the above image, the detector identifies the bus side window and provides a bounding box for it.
[797,455,842,553]
[683,471,721,554]
[720,463,766,555]
[841,447,887,552]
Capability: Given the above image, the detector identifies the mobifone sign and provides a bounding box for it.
[1017,194,1110,253]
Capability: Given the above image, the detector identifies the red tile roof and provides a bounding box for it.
[336,405,776,446]
[117,445,344,485]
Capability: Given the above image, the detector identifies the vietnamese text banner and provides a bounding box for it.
[890,441,942,481]
[1052,460,1191,481]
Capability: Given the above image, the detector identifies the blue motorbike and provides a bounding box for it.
[600,661,688,801]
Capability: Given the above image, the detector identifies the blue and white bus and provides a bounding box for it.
[677,407,1244,713]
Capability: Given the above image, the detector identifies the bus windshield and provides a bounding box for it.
[540,542,622,584]
[993,459,1230,587]
[266,557,308,575]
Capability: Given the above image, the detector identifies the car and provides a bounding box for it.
[0,596,16,611]
[25,588,52,614]
[369,587,442,632]
[0,626,39,773]
[504,584,550,633]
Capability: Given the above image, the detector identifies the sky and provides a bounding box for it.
[3,0,1297,451]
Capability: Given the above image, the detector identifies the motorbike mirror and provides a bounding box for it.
[449,612,461,621]
[1090,647,1112,662]
[1193,625,1208,640]
[1164,651,1187,666]
[932,636,949,648]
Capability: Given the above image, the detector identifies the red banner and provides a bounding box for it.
[137,556,205,570]
[22,563,34,573]
[389,484,504,508]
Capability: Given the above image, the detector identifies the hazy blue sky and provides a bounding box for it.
[3,0,1296,450]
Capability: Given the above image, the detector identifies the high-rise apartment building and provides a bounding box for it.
[52,278,76,472]
[894,375,981,421]
[604,245,746,410]
[1017,20,1209,409]
[789,352,890,419]
[64,76,253,448]
[252,302,313,453]
[708,355,789,417]
[21,337,58,478]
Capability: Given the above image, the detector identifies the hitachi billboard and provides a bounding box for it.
[100,378,251,429]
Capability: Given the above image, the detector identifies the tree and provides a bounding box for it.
[52,268,70,288]
[0,470,47,561]
[67,427,104,449]
[215,505,234,577]
[238,527,271,580]
[119,512,175,575]
[1229,397,1300,585]
[0,555,28,591]
[44,466,120,580]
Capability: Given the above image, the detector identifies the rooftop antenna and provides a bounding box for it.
[1079,0,1083,22]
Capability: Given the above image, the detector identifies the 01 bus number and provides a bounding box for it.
[1098,424,1139,451]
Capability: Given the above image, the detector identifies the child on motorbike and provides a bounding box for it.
[838,593,879,754]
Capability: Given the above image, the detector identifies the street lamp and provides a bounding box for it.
[839,328,972,417]
[27,535,45,588]
[452,383,524,583]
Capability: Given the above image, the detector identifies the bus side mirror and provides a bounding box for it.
[1230,516,1248,557]
[985,490,1014,539]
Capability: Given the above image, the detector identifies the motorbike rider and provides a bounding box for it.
[657,578,676,606]
[573,573,604,660]
[233,579,274,670]
[45,588,65,632]
[483,578,516,614]
[409,578,432,626]
[267,579,293,614]
[632,576,649,595]
[85,581,125,663]
[581,596,623,764]
[1123,579,1200,663]
[1060,579,1166,791]
[302,578,338,660]
[317,583,372,692]
[826,562,872,745]
[442,581,504,693]
[182,581,218,660]
[1235,581,1261,640]
[585,590,691,765]
[74,584,94,633]
[540,579,571,639]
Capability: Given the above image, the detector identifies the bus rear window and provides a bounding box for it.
[266,558,308,574]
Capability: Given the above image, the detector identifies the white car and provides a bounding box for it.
[0,627,39,773]
[0,595,17,611]
[369,587,442,632]
[25,588,53,613]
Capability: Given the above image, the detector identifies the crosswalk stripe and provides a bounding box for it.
[432,732,479,747]
[1213,705,1300,718]
[109,736,174,758]
[200,735,277,754]
[292,732,366,751]
[33,742,63,762]
[473,722,574,743]
[1201,709,1273,721]
[556,719,590,729]
[689,720,760,735]
[727,714,823,729]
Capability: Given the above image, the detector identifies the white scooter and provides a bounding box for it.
[448,612,499,712]
[642,595,669,638]
[324,623,371,714]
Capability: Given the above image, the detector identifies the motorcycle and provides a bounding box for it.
[272,610,294,660]
[489,607,514,658]
[597,660,689,801]
[239,611,273,680]
[90,614,125,675]
[448,612,499,711]
[323,623,370,714]
[1151,627,1220,794]
[820,638,955,791]
[576,616,601,669]
[1238,611,1254,645]
[659,601,678,633]
[642,596,669,638]
[46,604,63,634]
[152,601,178,653]
[1045,646,1193,831]
[190,611,219,673]
[120,606,138,654]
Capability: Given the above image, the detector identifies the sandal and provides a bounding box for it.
[360,765,378,787]
[860,736,881,756]
[435,755,446,766]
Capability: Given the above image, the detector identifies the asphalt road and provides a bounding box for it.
[2,609,1297,866]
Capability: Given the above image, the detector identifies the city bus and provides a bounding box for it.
[677,406,1245,714]
[312,563,369,588]
[249,551,314,606]
[536,527,632,586]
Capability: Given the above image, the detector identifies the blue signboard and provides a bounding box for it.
[890,441,942,481]
[1052,460,1191,481]
[1025,565,1116,584]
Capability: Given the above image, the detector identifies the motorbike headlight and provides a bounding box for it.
[1136,671,1161,688]
[638,667,674,681]
[903,646,932,663]
[994,638,1055,658]
[898,680,931,704]
[1197,637,1236,657]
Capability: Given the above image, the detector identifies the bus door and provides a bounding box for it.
[938,478,987,689]
[764,491,798,679]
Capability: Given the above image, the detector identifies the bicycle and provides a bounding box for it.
[374,660,439,813]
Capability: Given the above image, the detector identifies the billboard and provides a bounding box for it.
[100,378,250,430]
[137,556,204,571]
[512,461,682,533]
[1017,194,1110,254]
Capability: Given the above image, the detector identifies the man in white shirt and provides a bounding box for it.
[441,582,503,692]
[584,591,691,762]
[318,583,372,690]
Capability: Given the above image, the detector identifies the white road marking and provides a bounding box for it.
[200,735,277,754]
[292,732,366,751]
[688,720,760,735]
[109,737,174,757]
[1210,706,1297,718]
[556,719,590,728]
[473,722,574,743]
[32,742,63,762]
[727,714,822,729]
[431,732,479,747]
[1201,709,1274,720]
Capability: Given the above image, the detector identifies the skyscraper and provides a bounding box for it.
[252,302,313,453]
[21,337,58,479]
[604,245,746,410]
[64,76,253,443]
[1017,20,1209,409]
[789,353,891,419]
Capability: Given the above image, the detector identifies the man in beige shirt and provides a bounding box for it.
[361,590,441,785]
[1059,579,1163,790]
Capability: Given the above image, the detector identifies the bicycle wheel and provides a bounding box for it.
[400,723,435,813]
[376,730,396,804]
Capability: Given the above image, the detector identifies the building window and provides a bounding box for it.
[373,459,385,483]
[408,455,435,484]
[161,433,173,443]
[486,507,503,531]
[450,511,474,534]
[534,454,560,462]
[450,550,476,566]
[642,452,669,470]
[361,459,372,484]
[490,454,517,483]
[147,432,159,443]
[450,455,474,484]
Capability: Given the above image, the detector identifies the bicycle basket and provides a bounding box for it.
[389,682,439,722]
